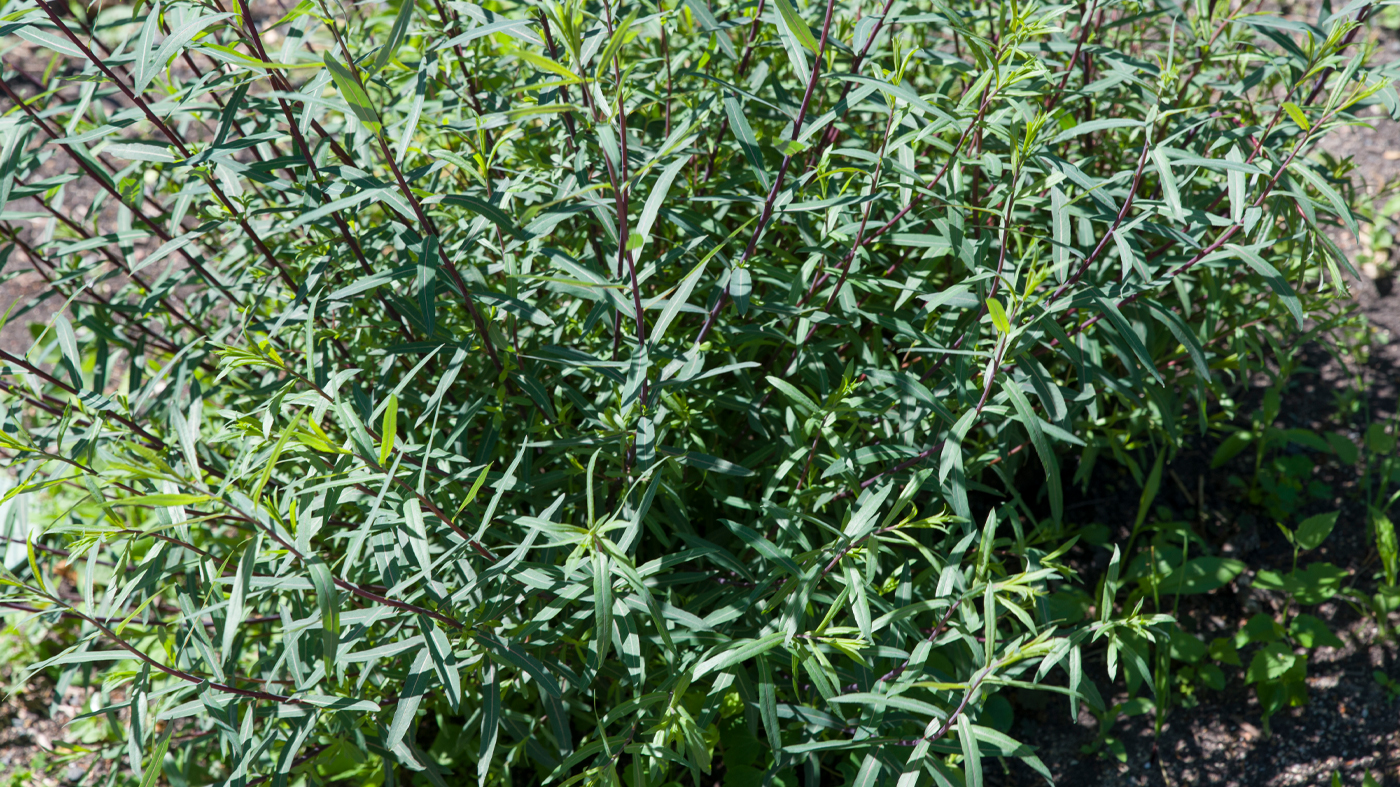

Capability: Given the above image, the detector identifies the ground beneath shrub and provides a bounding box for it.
[992,384,1400,787]
[983,19,1400,787]
[988,92,1400,787]
[0,679,97,787]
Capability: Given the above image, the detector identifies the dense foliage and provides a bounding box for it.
[0,0,1389,784]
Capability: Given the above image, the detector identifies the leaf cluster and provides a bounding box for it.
[0,0,1387,784]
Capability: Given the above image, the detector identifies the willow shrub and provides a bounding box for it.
[0,0,1386,784]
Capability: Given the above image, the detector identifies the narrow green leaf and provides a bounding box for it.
[322,52,382,132]
[14,25,83,58]
[1113,228,1145,281]
[959,714,982,787]
[1293,165,1359,237]
[774,0,820,54]
[53,314,81,384]
[110,494,211,507]
[1153,147,1184,221]
[724,95,770,189]
[1281,101,1309,131]
[1100,546,1122,623]
[222,532,260,658]
[1003,380,1062,522]
[847,565,872,641]
[1091,293,1163,384]
[852,752,883,787]
[253,411,304,505]
[476,632,562,697]
[299,694,380,712]
[516,49,582,82]
[654,219,754,346]
[1226,145,1246,224]
[729,521,801,578]
[380,394,398,466]
[308,558,340,677]
[766,375,820,415]
[26,537,46,595]
[440,194,520,236]
[1226,243,1303,327]
[986,298,1010,334]
[1142,299,1209,379]
[682,0,736,58]
[593,549,613,667]
[636,156,688,249]
[386,649,432,749]
[1211,430,1255,469]
[694,632,786,678]
[757,655,782,753]
[422,615,463,710]
[373,0,415,73]
[141,12,235,94]
[594,9,637,83]
[478,663,500,784]
[1050,186,1071,279]
[730,267,752,316]
[139,727,173,787]
[658,446,754,476]
[1374,507,1398,587]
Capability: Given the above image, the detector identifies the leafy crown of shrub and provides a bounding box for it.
[0,0,1386,784]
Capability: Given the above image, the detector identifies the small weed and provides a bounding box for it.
[1374,671,1400,703]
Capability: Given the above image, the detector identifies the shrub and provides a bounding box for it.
[0,0,1385,784]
